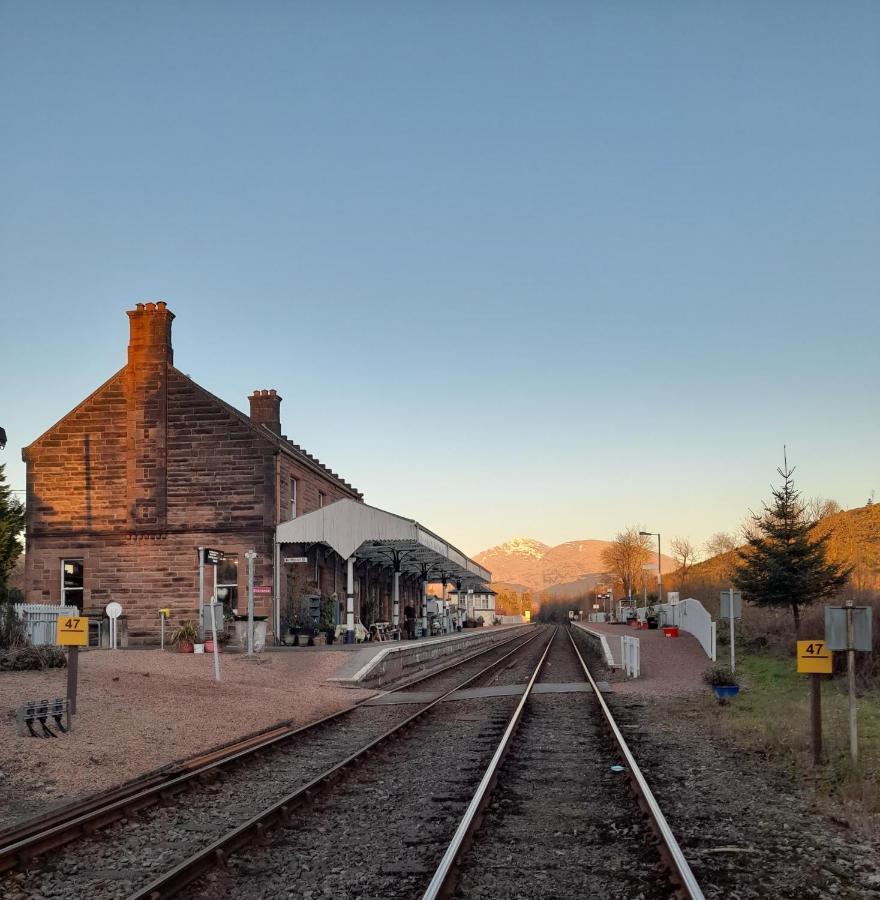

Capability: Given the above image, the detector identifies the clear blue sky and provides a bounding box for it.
[2,2,878,557]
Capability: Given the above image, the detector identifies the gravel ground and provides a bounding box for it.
[0,630,547,899]
[0,648,376,829]
[578,623,709,695]
[611,695,880,899]
[188,634,558,900]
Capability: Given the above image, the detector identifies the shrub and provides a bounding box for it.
[703,664,738,687]
[0,601,29,650]
[0,645,67,671]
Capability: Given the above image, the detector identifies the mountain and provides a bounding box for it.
[476,536,678,593]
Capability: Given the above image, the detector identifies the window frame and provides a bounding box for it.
[61,558,84,609]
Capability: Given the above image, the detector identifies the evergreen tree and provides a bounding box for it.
[733,455,850,635]
[0,463,25,589]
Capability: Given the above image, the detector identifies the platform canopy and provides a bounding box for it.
[275,498,491,587]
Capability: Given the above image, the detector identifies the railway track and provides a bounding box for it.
[0,626,542,898]
[423,626,705,900]
[3,625,705,899]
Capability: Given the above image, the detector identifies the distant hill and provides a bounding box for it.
[475,536,678,594]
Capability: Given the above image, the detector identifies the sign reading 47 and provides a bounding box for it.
[57,616,88,647]
[796,640,832,674]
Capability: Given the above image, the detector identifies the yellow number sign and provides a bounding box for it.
[797,640,832,674]
[57,616,88,647]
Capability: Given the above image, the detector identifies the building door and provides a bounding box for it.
[215,555,239,620]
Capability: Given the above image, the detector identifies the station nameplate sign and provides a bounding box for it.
[797,640,832,674]
[283,557,308,564]
[57,616,88,647]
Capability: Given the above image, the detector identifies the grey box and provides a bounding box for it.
[825,606,872,651]
[720,590,742,620]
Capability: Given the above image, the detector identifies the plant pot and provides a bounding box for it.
[204,640,221,653]
[177,641,194,654]
[713,685,739,700]
[662,627,679,638]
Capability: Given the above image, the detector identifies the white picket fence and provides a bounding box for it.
[13,604,79,646]
[656,597,716,661]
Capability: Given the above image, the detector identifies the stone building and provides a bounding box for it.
[22,302,361,643]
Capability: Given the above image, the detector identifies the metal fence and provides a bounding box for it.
[13,604,79,646]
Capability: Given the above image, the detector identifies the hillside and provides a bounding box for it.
[475,536,678,593]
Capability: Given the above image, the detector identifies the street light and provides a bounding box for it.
[639,531,662,607]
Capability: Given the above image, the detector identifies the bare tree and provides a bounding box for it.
[704,531,736,558]
[601,527,651,600]
[703,531,738,582]
[670,537,699,590]
[805,496,842,524]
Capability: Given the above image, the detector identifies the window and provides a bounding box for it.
[290,478,298,520]
[216,556,239,618]
[318,491,325,509]
[61,559,84,610]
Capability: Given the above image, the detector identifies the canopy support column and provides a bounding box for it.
[345,556,355,644]
[420,564,429,638]
[392,565,401,639]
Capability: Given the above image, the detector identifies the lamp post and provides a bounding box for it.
[639,532,662,607]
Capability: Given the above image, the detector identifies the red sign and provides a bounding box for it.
[252,586,272,595]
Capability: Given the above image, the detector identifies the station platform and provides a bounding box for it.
[324,624,531,688]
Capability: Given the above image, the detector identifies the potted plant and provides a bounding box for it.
[646,606,659,630]
[704,664,740,700]
[171,620,199,654]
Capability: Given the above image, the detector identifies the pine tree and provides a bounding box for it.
[0,463,25,590]
[733,454,850,635]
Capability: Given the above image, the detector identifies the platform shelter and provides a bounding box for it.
[275,499,491,642]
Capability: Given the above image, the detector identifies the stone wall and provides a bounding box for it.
[23,302,360,644]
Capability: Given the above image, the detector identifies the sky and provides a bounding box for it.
[2,2,878,558]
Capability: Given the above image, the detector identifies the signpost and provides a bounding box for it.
[720,589,742,674]
[245,550,257,656]
[797,640,832,765]
[105,601,122,650]
[208,599,221,683]
[826,604,873,764]
[57,615,87,715]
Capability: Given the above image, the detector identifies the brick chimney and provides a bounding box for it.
[127,300,174,366]
[249,389,282,435]
[124,302,173,529]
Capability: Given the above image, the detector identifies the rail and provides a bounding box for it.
[0,626,537,874]
[128,627,549,899]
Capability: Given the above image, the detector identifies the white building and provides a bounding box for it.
[449,586,496,624]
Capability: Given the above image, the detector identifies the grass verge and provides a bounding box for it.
[707,648,879,836]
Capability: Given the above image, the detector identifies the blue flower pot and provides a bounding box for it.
[713,685,739,700]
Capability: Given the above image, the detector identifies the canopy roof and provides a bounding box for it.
[275,498,491,587]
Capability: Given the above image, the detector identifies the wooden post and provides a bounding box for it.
[810,673,823,765]
[67,645,79,716]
